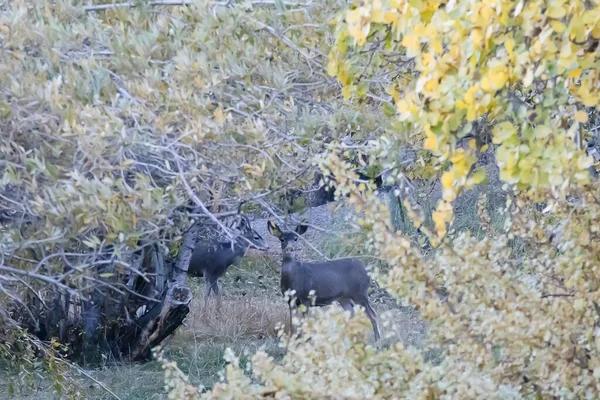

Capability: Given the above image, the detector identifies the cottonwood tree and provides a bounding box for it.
[162,0,600,399]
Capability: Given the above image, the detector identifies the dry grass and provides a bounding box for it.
[183,294,289,342]
[377,308,428,350]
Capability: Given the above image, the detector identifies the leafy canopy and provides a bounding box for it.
[329,0,598,238]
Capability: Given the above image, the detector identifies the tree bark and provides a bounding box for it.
[173,218,202,285]
[124,223,200,361]
[130,283,192,361]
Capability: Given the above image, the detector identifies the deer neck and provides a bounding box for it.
[224,238,248,257]
[280,251,297,290]
[281,251,297,273]
[282,251,295,264]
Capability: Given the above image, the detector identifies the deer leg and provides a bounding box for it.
[288,298,309,336]
[298,299,311,330]
[288,304,295,335]
[339,299,355,317]
[354,296,380,341]
[204,277,213,307]
[212,280,223,313]
[364,301,380,341]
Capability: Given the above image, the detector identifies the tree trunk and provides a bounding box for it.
[124,221,200,361]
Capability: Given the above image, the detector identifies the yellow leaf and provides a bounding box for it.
[456,100,468,109]
[431,38,443,53]
[467,105,477,121]
[575,110,589,123]
[567,68,583,79]
[471,28,484,45]
[424,79,438,93]
[402,34,419,50]
[327,53,338,77]
[337,64,349,85]
[450,150,465,165]
[441,172,454,188]
[548,5,566,19]
[424,126,438,150]
[486,66,508,91]
[534,125,552,139]
[505,38,515,59]
[346,8,369,46]
[389,86,400,102]
[432,202,453,238]
[464,85,479,104]
[551,20,566,33]
[479,6,494,24]
[472,168,487,184]
[481,144,489,152]
[214,106,226,123]
[342,85,352,99]
[481,77,492,92]
[371,10,386,24]
[384,11,398,26]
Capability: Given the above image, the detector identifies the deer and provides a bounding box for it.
[267,220,380,341]
[188,215,269,307]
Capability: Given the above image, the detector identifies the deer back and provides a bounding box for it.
[283,258,370,306]
[188,241,244,278]
[187,214,268,278]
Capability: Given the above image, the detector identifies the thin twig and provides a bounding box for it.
[0,265,77,295]
[83,0,310,11]
[84,0,191,11]
[540,293,574,299]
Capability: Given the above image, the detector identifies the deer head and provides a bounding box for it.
[267,220,308,253]
[236,215,269,250]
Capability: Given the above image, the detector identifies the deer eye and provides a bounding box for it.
[294,237,299,242]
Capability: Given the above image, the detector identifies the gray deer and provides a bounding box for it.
[267,220,380,340]
[188,215,269,306]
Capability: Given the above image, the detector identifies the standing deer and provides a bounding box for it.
[267,220,380,340]
[188,215,269,306]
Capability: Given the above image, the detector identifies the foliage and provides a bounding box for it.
[328,0,598,239]
[0,323,81,398]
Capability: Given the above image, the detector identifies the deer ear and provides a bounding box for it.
[238,215,249,230]
[296,224,308,235]
[267,220,281,237]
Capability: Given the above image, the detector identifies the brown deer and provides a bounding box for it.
[267,220,380,340]
[188,215,269,307]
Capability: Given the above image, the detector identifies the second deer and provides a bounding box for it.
[267,220,380,340]
[188,215,269,307]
